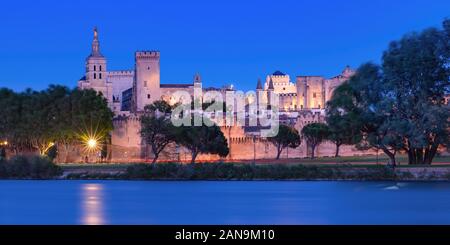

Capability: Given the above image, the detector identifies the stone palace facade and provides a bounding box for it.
[77,28,376,162]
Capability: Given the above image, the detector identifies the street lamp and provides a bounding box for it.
[87,139,98,149]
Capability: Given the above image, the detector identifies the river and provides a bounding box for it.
[1,180,449,224]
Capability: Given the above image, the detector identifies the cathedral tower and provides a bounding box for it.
[84,27,113,108]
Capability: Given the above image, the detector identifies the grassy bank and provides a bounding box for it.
[0,155,62,179]
[64,162,450,181]
[1,155,450,180]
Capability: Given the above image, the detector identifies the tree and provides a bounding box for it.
[380,19,450,165]
[176,115,229,164]
[326,63,404,166]
[65,88,114,161]
[0,86,114,161]
[0,88,22,153]
[140,101,178,164]
[301,123,330,159]
[267,124,301,159]
[326,82,363,157]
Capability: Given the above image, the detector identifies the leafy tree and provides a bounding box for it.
[0,86,113,161]
[380,19,450,165]
[326,82,363,157]
[176,115,229,164]
[146,100,174,114]
[326,63,404,166]
[301,123,330,159]
[140,100,178,164]
[63,88,114,161]
[0,88,21,153]
[267,124,301,159]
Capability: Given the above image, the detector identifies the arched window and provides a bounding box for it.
[99,73,102,79]
[94,65,96,71]
[99,65,102,71]
[94,73,96,79]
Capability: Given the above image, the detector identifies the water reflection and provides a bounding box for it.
[81,183,105,225]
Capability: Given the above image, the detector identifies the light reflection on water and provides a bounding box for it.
[81,184,105,225]
[2,181,450,224]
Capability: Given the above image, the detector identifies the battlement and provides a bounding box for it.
[108,70,134,76]
[296,110,324,124]
[135,51,160,59]
[279,93,297,97]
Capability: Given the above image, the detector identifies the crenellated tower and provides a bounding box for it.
[133,51,161,112]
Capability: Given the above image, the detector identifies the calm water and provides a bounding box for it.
[1,180,450,224]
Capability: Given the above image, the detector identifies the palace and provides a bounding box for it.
[77,28,375,162]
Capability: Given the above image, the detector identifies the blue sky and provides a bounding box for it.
[0,0,449,92]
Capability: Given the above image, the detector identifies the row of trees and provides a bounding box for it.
[325,19,450,166]
[268,123,340,160]
[140,100,229,164]
[0,85,113,161]
[141,101,336,163]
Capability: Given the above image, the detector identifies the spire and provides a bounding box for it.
[194,73,202,84]
[256,78,262,90]
[268,77,274,90]
[90,27,103,57]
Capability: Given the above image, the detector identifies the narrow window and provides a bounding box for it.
[94,73,96,79]
[99,65,102,71]
[147,94,151,99]
[94,65,96,71]
[99,73,102,79]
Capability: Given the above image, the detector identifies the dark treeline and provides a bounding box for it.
[0,85,113,161]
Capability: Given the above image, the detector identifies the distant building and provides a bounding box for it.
[76,28,375,163]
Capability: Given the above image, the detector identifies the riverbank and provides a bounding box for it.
[2,155,450,181]
[60,162,450,181]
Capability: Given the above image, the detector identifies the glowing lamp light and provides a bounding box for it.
[87,139,98,149]
[87,139,97,149]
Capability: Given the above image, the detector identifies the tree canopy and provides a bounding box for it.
[176,115,229,164]
[0,86,113,160]
[326,19,450,166]
[267,124,301,159]
[140,100,178,164]
[301,123,330,159]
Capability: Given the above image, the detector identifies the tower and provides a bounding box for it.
[193,73,202,89]
[267,77,275,108]
[256,78,263,108]
[85,27,112,107]
[133,51,161,112]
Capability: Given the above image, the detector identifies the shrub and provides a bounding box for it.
[0,155,62,179]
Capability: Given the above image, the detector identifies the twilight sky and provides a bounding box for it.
[0,0,449,92]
